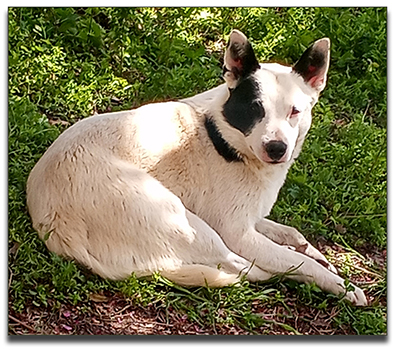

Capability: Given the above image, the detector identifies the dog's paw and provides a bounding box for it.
[344,286,368,306]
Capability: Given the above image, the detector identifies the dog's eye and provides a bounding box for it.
[290,106,301,117]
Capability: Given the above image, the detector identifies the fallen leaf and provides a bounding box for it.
[335,224,347,234]
[48,118,70,127]
[9,242,20,256]
[62,324,72,331]
[89,293,110,303]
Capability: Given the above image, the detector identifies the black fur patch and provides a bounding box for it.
[204,117,243,163]
[293,45,326,82]
[226,40,260,78]
[222,76,265,136]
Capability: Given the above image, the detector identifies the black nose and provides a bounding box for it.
[265,141,287,161]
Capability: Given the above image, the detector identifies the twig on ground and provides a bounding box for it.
[9,314,37,333]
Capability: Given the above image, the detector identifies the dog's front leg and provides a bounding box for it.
[255,219,337,274]
[222,228,367,306]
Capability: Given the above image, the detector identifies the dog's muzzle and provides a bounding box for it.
[264,140,287,162]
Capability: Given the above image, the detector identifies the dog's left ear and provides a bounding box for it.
[223,30,260,89]
[293,38,330,92]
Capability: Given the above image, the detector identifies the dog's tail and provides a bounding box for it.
[161,264,240,288]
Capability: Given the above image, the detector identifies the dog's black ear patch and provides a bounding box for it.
[223,76,265,136]
[205,117,243,163]
[224,30,260,88]
[225,39,260,78]
[293,38,330,92]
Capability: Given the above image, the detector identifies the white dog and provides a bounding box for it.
[27,30,367,306]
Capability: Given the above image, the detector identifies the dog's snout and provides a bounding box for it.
[265,141,287,161]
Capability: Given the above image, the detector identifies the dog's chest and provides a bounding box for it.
[150,137,290,228]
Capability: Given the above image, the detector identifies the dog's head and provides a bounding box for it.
[222,30,330,164]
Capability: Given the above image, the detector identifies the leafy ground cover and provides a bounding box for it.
[8,7,387,335]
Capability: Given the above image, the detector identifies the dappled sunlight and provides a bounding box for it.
[135,105,183,156]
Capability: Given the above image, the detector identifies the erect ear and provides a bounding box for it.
[223,30,260,89]
[293,38,330,92]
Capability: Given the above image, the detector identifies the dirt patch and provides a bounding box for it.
[9,293,376,336]
[9,296,250,335]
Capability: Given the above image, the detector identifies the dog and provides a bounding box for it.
[26,30,367,306]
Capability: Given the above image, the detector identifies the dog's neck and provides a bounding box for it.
[182,84,254,161]
[204,117,244,163]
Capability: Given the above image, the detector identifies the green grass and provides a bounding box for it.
[8,7,387,335]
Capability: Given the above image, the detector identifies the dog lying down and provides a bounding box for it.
[27,30,367,306]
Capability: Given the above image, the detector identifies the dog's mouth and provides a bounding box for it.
[266,160,285,164]
[250,145,287,164]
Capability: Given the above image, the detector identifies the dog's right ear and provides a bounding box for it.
[223,30,260,89]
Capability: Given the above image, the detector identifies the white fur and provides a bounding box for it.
[26,32,367,306]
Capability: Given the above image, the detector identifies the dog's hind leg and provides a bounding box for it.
[255,219,337,274]
[164,210,273,286]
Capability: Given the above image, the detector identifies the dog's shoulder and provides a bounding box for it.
[133,100,200,146]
